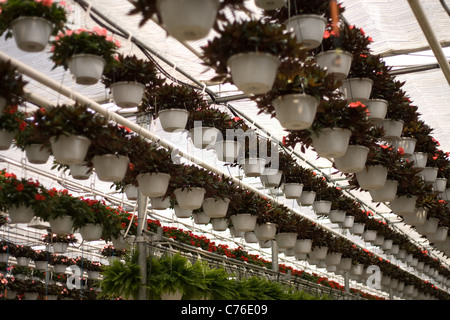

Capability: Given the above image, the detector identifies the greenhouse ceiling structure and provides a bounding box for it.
[1,0,450,301]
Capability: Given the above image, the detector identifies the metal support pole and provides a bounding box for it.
[271,240,279,272]
[344,272,350,294]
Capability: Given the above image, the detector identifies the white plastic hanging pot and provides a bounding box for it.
[92,154,130,183]
[69,162,92,180]
[308,246,328,260]
[214,140,241,162]
[284,14,327,49]
[427,226,448,242]
[202,197,230,218]
[434,178,447,193]
[50,135,91,165]
[227,52,280,96]
[297,190,316,206]
[419,167,438,183]
[342,215,355,229]
[244,231,258,244]
[294,239,312,255]
[366,99,388,124]
[52,242,69,254]
[68,54,106,85]
[389,195,417,216]
[324,252,342,266]
[405,152,427,169]
[391,137,416,156]
[110,81,146,108]
[158,108,190,133]
[189,127,221,149]
[156,0,220,41]
[174,205,192,218]
[8,205,34,224]
[333,145,369,173]
[243,157,266,177]
[381,119,404,139]
[253,222,277,241]
[79,223,103,242]
[0,130,15,150]
[230,214,257,233]
[329,210,346,224]
[174,187,206,210]
[338,258,352,272]
[355,165,388,190]
[382,239,393,251]
[389,244,400,255]
[282,183,303,199]
[49,215,74,235]
[124,184,138,200]
[275,232,298,249]
[150,197,170,210]
[254,0,286,10]
[11,16,53,52]
[260,169,283,188]
[311,127,351,159]
[369,179,398,202]
[137,172,171,198]
[34,260,48,271]
[25,144,51,164]
[350,223,365,235]
[415,218,439,236]
[316,50,353,80]
[259,239,272,249]
[363,230,377,243]
[192,211,210,225]
[339,78,374,103]
[312,200,332,215]
[272,94,319,130]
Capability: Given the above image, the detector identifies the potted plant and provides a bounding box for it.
[227,188,268,232]
[139,83,208,132]
[201,19,300,95]
[167,165,208,210]
[271,206,300,249]
[202,175,235,219]
[14,115,51,164]
[50,255,76,273]
[0,60,27,111]
[0,170,49,224]
[101,54,164,108]
[32,104,107,165]
[78,197,113,242]
[49,27,120,85]
[32,250,55,271]
[0,105,27,150]
[100,244,127,260]
[42,233,78,254]
[0,0,68,52]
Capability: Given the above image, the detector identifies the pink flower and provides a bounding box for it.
[92,26,108,37]
[42,0,54,7]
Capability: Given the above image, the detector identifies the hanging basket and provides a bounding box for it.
[11,16,53,52]
[282,183,303,199]
[338,258,352,272]
[294,239,312,255]
[137,172,171,198]
[8,205,34,224]
[355,165,388,190]
[415,218,439,236]
[284,14,327,49]
[53,264,68,273]
[243,157,266,177]
[363,230,377,243]
[382,239,393,251]
[312,200,332,216]
[16,256,31,267]
[324,252,342,266]
[350,223,365,235]
[389,195,417,216]
[52,242,69,254]
[405,152,427,169]
[156,0,219,41]
[433,178,447,193]
[174,205,192,218]
[174,187,206,210]
[192,211,210,225]
[49,215,74,235]
[419,167,438,183]
[380,119,404,139]
[339,78,374,103]
[366,99,388,124]
[260,169,283,188]
[427,226,448,243]
[310,127,351,159]
[253,222,277,241]
[244,232,258,244]
[68,54,106,85]
[124,184,138,200]
[189,127,221,149]
[297,190,316,206]
[25,144,51,164]
[34,260,48,271]
[316,50,353,80]
[150,197,170,210]
[227,52,280,96]
[275,232,298,249]
[342,215,355,229]
[272,93,319,130]
[369,179,398,203]
[110,81,146,108]
[211,218,228,231]
[333,144,369,173]
[329,210,346,224]
[158,109,190,133]
[230,214,257,233]
[92,154,130,182]
[390,137,416,156]
[202,197,230,218]
[69,162,92,180]
[0,130,15,151]
[79,223,103,242]
[214,140,241,162]
[50,135,91,165]
[254,0,286,10]
[308,246,328,260]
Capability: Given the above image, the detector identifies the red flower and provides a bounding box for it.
[16,184,24,192]
[398,147,405,155]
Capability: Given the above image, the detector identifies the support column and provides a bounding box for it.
[271,240,279,272]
